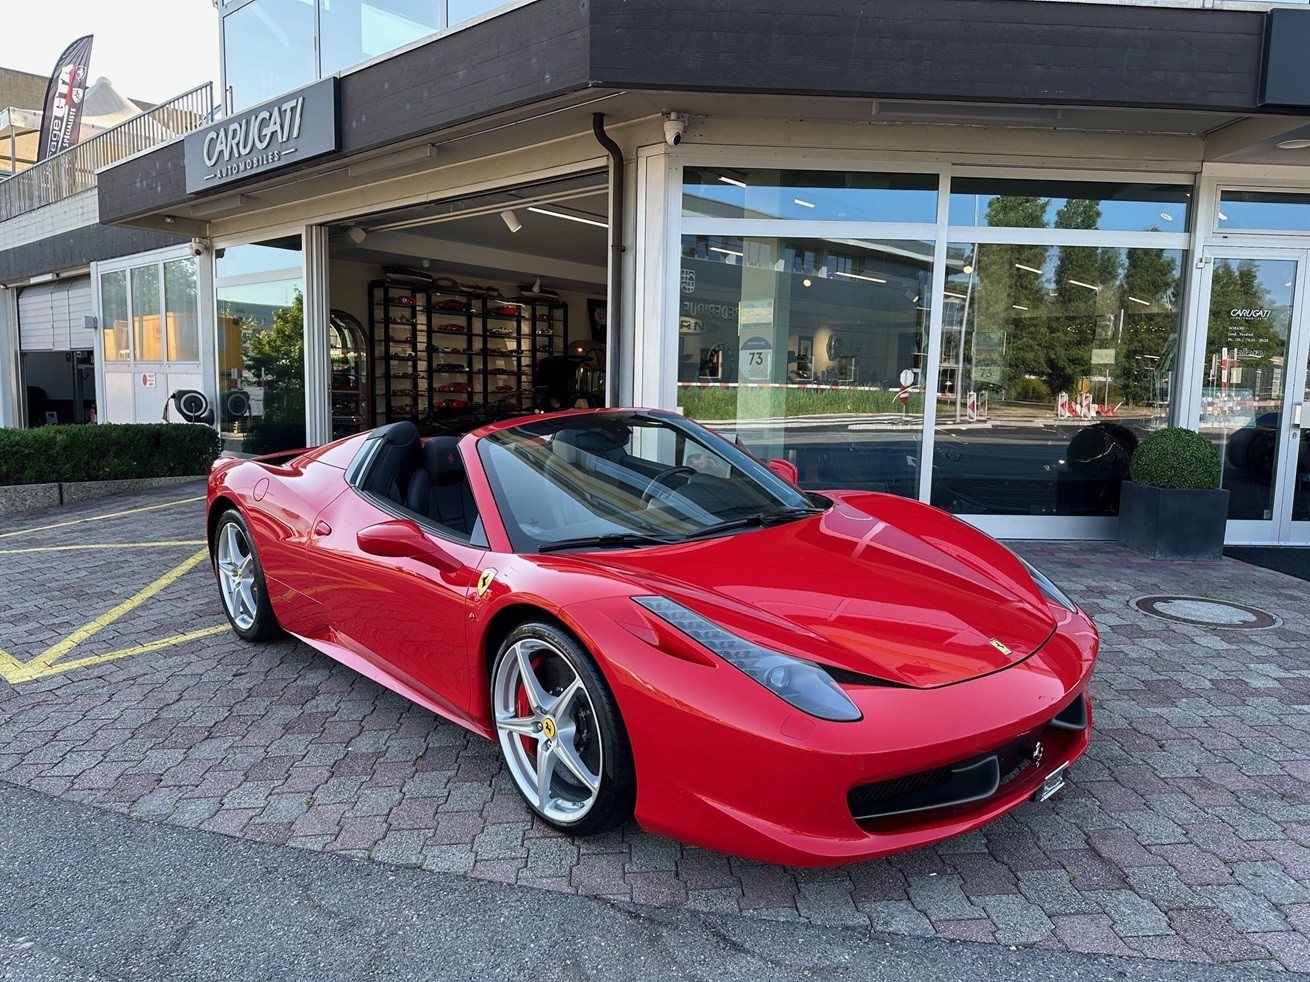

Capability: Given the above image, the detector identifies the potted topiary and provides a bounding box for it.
[1117,427,1229,561]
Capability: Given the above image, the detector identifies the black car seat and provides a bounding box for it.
[361,421,422,504]
[407,436,477,535]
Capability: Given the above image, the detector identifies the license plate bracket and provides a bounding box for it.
[1034,763,1069,802]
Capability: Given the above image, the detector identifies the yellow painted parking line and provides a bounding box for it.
[0,495,205,539]
[0,540,207,555]
[2,626,228,684]
[0,547,216,685]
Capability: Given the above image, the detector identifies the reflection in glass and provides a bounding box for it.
[223,0,316,111]
[677,235,934,499]
[164,259,200,362]
[131,265,163,362]
[216,239,306,454]
[320,0,443,77]
[1196,259,1297,522]
[936,233,1183,516]
[682,169,938,224]
[1217,191,1310,233]
[100,270,129,362]
[949,178,1190,234]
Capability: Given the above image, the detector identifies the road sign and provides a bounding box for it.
[967,391,978,422]
[899,369,915,387]
[740,336,773,382]
[898,387,910,405]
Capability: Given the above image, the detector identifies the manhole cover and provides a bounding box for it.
[1131,595,1282,630]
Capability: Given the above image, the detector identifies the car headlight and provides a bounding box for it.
[632,596,862,722]
[1020,559,1077,612]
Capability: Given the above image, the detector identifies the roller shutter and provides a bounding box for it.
[18,277,93,352]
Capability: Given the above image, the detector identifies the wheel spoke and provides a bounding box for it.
[238,579,257,618]
[496,713,539,738]
[553,727,600,794]
[535,742,556,808]
[549,676,584,720]
[514,643,551,713]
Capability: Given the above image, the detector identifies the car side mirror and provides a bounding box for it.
[768,458,799,485]
[357,519,459,572]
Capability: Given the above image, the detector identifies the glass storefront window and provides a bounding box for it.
[164,259,200,362]
[131,265,163,362]
[683,169,938,224]
[677,235,935,499]
[320,0,443,77]
[100,270,129,362]
[1218,191,1310,233]
[449,0,507,24]
[216,238,305,453]
[933,241,1184,517]
[949,179,1190,234]
[1196,258,1297,522]
[224,0,317,111]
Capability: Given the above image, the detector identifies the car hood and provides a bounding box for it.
[576,491,1058,689]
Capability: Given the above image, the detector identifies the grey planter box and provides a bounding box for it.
[0,476,204,521]
[1117,480,1230,561]
[0,483,61,517]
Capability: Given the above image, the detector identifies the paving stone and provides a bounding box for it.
[977,894,1056,945]
[907,874,984,922]
[858,900,935,937]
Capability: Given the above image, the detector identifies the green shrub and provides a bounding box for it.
[1007,377,1052,403]
[0,424,221,486]
[1128,427,1221,491]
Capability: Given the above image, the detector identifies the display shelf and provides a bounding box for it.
[367,279,566,427]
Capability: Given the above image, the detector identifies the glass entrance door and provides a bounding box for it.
[1196,249,1310,544]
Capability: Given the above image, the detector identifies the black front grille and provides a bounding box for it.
[848,718,1067,822]
[823,664,904,688]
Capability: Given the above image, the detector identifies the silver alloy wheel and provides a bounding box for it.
[216,521,258,632]
[493,638,603,825]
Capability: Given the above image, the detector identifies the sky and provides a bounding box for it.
[0,1,220,104]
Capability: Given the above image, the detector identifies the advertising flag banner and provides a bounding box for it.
[37,35,94,162]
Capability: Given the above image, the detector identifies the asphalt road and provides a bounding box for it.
[0,783,1289,982]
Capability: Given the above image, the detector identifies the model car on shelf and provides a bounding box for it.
[207,409,1097,866]
[436,323,467,335]
[489,327,515,337]
[432,363,468,373]
[436,299,470,311]
[391,388,418,397]
[388,334,416,344]
[437,382,473,393]
[431,345,467,354]
[391,296,417,306]
[436,398,470,410]
[390,403,417,413]
[494,384,516,392]
[491,304,524,317]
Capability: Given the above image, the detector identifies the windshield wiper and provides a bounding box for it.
[678,506,825,542]
[537,532,682,553]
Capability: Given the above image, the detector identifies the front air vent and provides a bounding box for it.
[822,664,905,688]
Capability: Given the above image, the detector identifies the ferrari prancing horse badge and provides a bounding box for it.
[477,568,497,598]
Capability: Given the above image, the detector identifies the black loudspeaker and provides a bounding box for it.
[171,389,214,425]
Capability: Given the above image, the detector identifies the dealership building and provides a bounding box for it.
[8,0,1310,545]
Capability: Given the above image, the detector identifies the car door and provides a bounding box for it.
[304,486,485,725]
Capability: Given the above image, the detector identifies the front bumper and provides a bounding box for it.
[568,598,1097,867]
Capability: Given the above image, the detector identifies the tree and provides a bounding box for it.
[245,289,305,425]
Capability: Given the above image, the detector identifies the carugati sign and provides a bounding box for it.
[185,78,339,194]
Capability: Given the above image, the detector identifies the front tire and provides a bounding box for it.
[491,621,635,835]
[213,508,283,642]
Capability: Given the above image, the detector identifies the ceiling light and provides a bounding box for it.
[794,198,815,208]
[710,246,744,258]
[1012,304,1029,311]
[345,225,368,245]
[962,264,973,275]
[1218,212,1229,222]
[1278,139,1310,150]
[1015,263,1042,275]
[803,278,813,287]
[527,206,608,229]
[1128,296,1150,306]
[834,271,887,284]
[944,292,968,301]
[718,175,747,188]
[500,209,522,233]
[1160,212,1174,222]
[1067,278,1100,292]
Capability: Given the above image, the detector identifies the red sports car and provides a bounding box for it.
[206,409,1097,866]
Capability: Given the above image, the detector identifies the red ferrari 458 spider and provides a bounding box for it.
[207,409,1097,866]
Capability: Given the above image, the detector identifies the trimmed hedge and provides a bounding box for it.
[1128,427,1222,491]
[0,424,221,487]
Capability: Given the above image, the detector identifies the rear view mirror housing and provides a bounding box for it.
[357,519,459,572]
[768,458,799,485]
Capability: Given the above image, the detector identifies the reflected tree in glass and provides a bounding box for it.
[244,289,307,452]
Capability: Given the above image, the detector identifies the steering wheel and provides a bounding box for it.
[641,465,697,506]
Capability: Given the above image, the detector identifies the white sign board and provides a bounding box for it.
[740,336,773,382]
[899,369,915,387]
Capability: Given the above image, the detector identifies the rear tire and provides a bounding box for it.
[490,621,635,835]
[213,508,283,642]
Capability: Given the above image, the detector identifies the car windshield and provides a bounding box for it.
[476,411,820,552]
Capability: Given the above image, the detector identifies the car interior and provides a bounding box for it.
[353,421,483,543]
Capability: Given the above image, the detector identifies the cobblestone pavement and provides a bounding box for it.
[2,486,1310,971]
